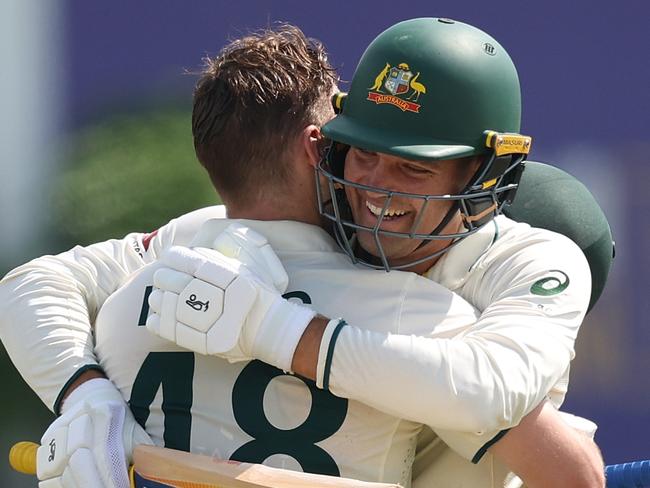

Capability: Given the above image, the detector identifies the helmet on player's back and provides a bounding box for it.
[317,18,533,271]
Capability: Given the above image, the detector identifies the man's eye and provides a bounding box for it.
[405,164,430,174]
[357,147,376,156]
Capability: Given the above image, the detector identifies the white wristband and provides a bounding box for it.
[251,298,317,372]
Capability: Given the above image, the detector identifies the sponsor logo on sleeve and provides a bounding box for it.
[530,270,570,296]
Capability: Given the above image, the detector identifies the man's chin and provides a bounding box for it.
[357,233,420,264]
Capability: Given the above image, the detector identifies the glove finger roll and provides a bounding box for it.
[259,244,289,292]
[147,289,164,314]
[161,246,207,275]
[145,312,161,335]
[159,291,179,341]
[153,267,193,294]
[229,224,269,246]
[206,276,258,355]
[193,254,239,288]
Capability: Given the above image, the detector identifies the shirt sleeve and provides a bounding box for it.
[434,408,598,464]
[318,232,591,437]
[0,206,224,412]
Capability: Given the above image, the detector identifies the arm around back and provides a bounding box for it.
[489,401,605,488]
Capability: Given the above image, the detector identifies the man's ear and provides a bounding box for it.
[301,125,325,168]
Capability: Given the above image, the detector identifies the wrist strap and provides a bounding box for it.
[61,378,116,414]
[253,299,317,372]
[316,319,347,390]
[54,364,105,415]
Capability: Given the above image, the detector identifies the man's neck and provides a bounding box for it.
[359,244,445,276]
[227,202,321,227]
[362,213,465,275]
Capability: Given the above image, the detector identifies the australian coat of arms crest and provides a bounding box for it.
[367,62,426,113]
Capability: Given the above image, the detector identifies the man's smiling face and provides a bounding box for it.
[343,146,479,271]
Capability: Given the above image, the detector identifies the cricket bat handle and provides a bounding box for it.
[9,441,37,475]
[9,441,141,488]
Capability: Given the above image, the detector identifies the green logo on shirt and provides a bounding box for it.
[531,270,570,296]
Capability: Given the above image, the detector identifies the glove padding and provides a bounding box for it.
[37,378,153,488]
[211,223,289,292]
[146,224,316,370]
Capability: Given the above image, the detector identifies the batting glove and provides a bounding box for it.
[37,378,153,488]
[146,225,316,371]
[211,223,289,292]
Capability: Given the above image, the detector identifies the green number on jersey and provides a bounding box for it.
[231,359,347,475]
[130,289,348,475]
[129,351,194,451]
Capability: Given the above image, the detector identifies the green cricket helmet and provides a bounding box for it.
[317,17,532,271]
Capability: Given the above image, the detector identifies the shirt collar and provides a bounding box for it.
[424,217,502,289]
[190,218,341,254]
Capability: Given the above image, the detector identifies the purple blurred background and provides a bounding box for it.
[2,0,648,474]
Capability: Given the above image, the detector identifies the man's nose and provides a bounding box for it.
[364,156,394,189]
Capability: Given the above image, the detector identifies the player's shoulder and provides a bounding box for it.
[426,215,592,318]
[397,271,479,335]
[427,215,590,296]
[489,215,586,261]
[476,216,591,292]
[476,216,591,308]
[168,205,226,235]
[492,215,579,250]
[157,205,227,247]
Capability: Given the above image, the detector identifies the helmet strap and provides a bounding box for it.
[406,199,461,254]
[461,152,527,229]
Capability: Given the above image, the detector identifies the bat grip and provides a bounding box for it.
[10,441,138,488]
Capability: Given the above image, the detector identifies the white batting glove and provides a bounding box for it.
[146,226,316,371]
[211,223,289,292]
[37,378,153,488]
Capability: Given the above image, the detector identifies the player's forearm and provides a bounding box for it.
[0,208,219,413]
[0,235,153,411]
[488,401,605,488]
[291,316,328,378]
[0,261,101,411]
[291,303,577,435]
[292,317,571,434]
[59,368,108,404]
